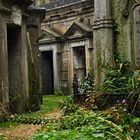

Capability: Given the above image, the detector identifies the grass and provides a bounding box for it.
[0,95,67,127]
[42,95,66,113]
[0,121,18,128]
[17,95,67,118]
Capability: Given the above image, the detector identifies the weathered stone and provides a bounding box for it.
[0,0,45,114]
[133,5,140,66]
[93,0,114,87]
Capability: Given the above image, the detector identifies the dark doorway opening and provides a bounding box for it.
[73,46,86,81]
[41,51,54,95]
[7,24,22,113]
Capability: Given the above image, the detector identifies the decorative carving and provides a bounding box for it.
[122,0,140,18]
[122,0,130,18]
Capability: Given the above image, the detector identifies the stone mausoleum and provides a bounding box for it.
[0,0,45,114]
[39,0,94,94]
[38,0,140,95]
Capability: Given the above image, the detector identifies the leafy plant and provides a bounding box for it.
[55,89,65,96]
[9,115,50,125]
[103,62,135,94]
[59,96,79,115]
[32,107,139,140]
[78,74,94,95]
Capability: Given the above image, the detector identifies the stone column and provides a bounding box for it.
[93,0,114,87]
[0,16,9,103]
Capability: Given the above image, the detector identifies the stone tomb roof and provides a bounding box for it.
[39,21,92,44]
[64,21,92,37]
[41,0,87,10]
[39,27,62,43]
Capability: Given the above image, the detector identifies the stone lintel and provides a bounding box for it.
[92,18,113,30]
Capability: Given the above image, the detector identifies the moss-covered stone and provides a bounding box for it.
[27,46,41,111]
[112,0,134,62]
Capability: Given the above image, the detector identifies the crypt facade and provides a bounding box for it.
[39,0,94,94]
[0,0,45,114]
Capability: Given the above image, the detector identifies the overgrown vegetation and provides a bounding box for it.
[103,61,135,94]
[1,60,140,140]
[30,60,139,140]
[32,103,140,140]
[59,96,79,116]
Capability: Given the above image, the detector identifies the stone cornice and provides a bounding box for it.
[39,38,62,44]
[92,18,113,30]
[0,6,29,19]
[0,7,11,14]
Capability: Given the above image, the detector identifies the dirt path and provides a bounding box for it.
[0,124,41,140]
[43,109,62,120]
[0,110,62,140]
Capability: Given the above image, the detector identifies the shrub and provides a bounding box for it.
[59,96,79,115]
[55,89,65,96]
[103,62,134,94]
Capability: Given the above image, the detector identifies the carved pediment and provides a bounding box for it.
[39,28,61,42]
[64,21,92,37]
[67,26,83,37]
[39,32,55,41]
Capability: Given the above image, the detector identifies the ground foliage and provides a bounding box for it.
[32,96,140,140]
[0,96,65,139]
[0,95,66,135]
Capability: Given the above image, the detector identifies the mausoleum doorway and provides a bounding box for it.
[73,46,86,81]
[41,51,54,95]
[7,24,22,113]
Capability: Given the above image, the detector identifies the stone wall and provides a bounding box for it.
[43,0,94,34]
[0,0,31,113]
[112,0,134,63]
[0,0,45,114]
